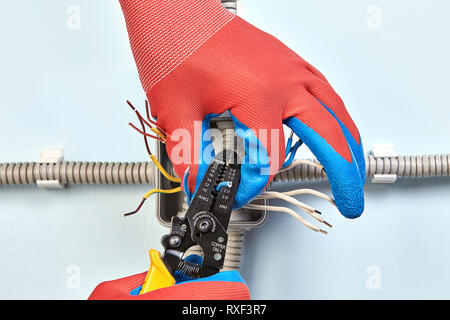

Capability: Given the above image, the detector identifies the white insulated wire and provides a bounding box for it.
[244,203,327,234]
[256,191,333,228]
[279,159,324,173]
[277,189,336,206]
[257,191,316,213]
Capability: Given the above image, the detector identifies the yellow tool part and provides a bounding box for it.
[139,249,176,294]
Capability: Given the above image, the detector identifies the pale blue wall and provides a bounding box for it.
[1,0,449,299]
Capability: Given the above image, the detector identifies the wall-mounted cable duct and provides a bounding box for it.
[1,154,449,186]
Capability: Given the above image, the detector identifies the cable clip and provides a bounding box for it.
[370,143,398,183]
[36,149,65,189]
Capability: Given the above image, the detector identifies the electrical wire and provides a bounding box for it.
[127,100,156,155]
[285,131,294,157]
[274,189,336,206]
[124,187,181,217]
[282,140,303,168]
[144,100,166,139]
[282,130,303,168]
[128,122,165,142]
[151,127,166,141]
[144,187,181,200]
[279,159,324,174]
[124,100,181,217]
[150,154,181,183]
[257,191,317,213]
[126,100,180,183]
[244,203,327,234]
[256,191,332,228]
[127,100,166,135]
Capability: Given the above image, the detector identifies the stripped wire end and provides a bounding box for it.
[128,122,165,142]
[124,198,146,217]
[123,100,181,217]
[124,187,182,217]
[322,220,333,228]
[255,188,336,234]
[127,100,166,135]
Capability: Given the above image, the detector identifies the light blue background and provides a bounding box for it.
[0,0,449,299]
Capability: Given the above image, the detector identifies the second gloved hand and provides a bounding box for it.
[88,255,249,300]
[119,0,365,218]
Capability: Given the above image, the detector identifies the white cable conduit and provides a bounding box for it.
[1,154,449,186]
[0,161,156,186]
[273,154,450,183]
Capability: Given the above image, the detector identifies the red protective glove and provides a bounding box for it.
[119,0,365,218]
[88,270,250,300]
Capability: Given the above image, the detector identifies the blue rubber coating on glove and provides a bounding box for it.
[284,116,364,219]
[174,255,246,285]
[229,111,270,209]
[186,112,271,210]
[317,99,366,183]
[129,285,141,296]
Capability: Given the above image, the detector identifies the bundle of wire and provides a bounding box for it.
[124,100,181,217]
[248,145,336,234]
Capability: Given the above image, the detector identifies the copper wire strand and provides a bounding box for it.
[256,191,333,229]
[134,105,153,156]
[124,100,180,217]
[127,100,166,134]
[144,100,167,140]
[124,187,181,217]
[124,100,153,216]
[124,198,146,217]
[128,122,165,142]
[145,100,159,130]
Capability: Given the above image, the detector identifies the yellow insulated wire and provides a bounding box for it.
[144,186,181,199]
[149,154,181,183]
[150,127,166,141]
[124,186,181,216]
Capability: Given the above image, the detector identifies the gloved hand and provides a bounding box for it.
[88,255,250,300]
[119,0,365,218]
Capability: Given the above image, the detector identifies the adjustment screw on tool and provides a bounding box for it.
[196,218,213,233]
[168,235,182,248]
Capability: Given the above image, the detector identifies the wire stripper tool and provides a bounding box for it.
[139,151,241,294]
